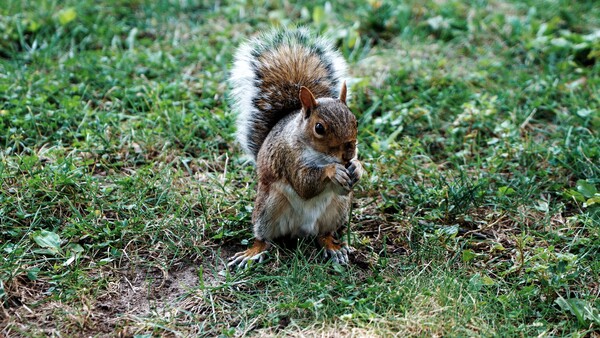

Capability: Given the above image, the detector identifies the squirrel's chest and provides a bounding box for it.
[271,181,338,237]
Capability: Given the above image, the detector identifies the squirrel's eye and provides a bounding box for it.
[315,123,325,135]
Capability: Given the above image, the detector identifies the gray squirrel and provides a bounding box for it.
[228,27,364,268]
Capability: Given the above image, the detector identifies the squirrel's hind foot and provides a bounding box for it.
[228,239,271,269]
[318,234,354,265]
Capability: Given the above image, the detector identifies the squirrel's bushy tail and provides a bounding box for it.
[229,27,348,160]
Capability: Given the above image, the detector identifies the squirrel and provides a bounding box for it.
[227,27,364,268]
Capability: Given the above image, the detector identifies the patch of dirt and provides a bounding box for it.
[1,275,54,335]
[1,261,224,337]
[94,261,223,335]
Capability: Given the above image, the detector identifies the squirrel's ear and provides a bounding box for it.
[299,86,318,117]
[339,81,347,105]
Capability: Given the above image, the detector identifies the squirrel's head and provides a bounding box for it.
[299,83,358,164]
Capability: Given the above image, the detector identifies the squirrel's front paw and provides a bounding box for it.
[228,239,271,269]
[345,159,364,186]
[330,164,352,194]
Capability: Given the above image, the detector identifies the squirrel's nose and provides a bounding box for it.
[342,142,356,163]
[342,151,354,163]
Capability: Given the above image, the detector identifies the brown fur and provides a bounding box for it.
[242,42,343,159]
[228,29,363,266]
[251,86,360,241]
[317,234,343,251]
[230,87,363,266]
[301,98,358,164]
[254,44,336,112]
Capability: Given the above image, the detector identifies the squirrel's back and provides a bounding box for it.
[229,27,348,159]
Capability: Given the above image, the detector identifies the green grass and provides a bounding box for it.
[1,0,599,336]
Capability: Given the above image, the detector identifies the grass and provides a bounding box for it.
[1,0,599,336]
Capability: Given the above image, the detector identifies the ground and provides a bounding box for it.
[1,0,599,337]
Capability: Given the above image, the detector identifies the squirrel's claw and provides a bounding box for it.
[228,239,271,269]
[323,244,354,265]
[332,164,352,194]
[346,159,364,186]
[318,234,354,265]
[228,250,267,269]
